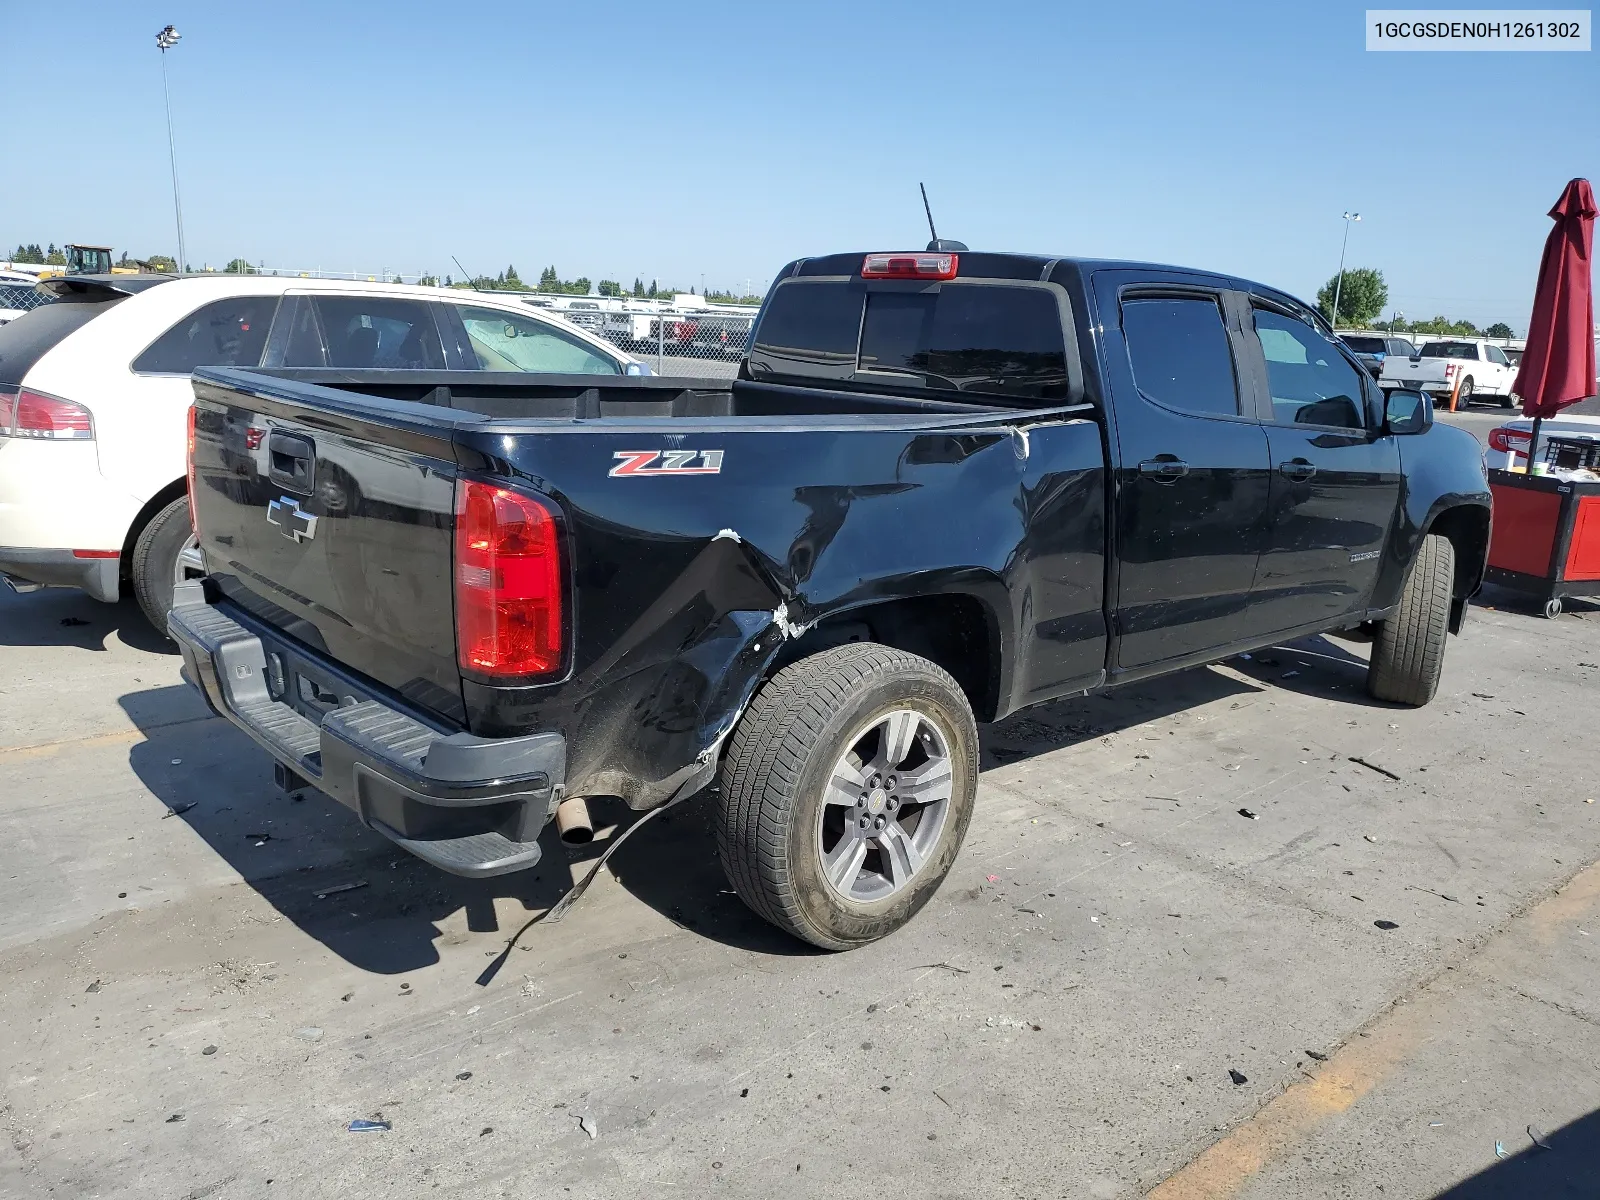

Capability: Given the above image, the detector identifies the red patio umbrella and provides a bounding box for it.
[1515,178,1596,466]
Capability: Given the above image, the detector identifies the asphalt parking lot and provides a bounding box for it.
[4,409,1599,1200]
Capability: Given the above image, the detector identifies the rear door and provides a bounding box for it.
[1241,300,1400,632]
[1093,270,1273,673]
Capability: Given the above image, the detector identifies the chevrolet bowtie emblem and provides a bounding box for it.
[266,496,317,543]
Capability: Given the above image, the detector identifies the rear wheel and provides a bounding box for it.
[131,496,200,638]
[1367,533,1455,706]
[1500,393,1515,409]
[1455,377,1474,408]
[717,643,979,950]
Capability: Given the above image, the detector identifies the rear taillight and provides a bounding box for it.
[5,388,92,440]
[861,251,959,280]
[453,479,564,678]
[1444,363,1457,378]
[185,404,198,526]
[1487,426,1529,455]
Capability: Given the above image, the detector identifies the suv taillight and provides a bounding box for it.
[453,479,564,678]
[4,388,93,439]
[1487,426,1529,454]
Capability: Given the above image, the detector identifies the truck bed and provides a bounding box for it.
[188,365,1107,810]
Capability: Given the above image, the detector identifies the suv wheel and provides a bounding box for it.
[1456,377,1474,408]
[131,496,199,637]
[717,643,979,950]
[1367,533,1455,706]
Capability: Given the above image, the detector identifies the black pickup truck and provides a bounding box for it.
[171,249,1492,950]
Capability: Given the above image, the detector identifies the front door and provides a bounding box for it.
[1243,303,1402,633]
[1094,272,1274,675]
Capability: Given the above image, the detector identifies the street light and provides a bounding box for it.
[155,25,187,274]
[1330,212,1360,330]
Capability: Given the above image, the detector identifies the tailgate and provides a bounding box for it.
[188,371,465,725]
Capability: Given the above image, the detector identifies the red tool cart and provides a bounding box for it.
[1486,457,1600,618]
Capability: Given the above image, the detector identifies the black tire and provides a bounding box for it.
[1500,393,1515,409]
[1456,377,1474,407]
[131,496,193,637]
[1367,533,1455,706]
[717,643,979,950]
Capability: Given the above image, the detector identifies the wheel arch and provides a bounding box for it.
[768,590,1005,722]
[118,478,187,585]
[1424,502,1491,632]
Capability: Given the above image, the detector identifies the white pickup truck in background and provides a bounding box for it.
[1379,338,1518,408]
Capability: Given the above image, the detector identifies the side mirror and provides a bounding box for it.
[1385,388,1433,435]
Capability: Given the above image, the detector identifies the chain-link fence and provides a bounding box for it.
[527,298,756,379]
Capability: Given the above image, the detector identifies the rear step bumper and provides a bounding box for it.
[168,583,564,878]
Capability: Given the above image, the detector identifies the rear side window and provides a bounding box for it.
[1120,297,1239,417]
[0,295,123,388]
[750,280,861,377]
[857,284,1068,399]
[295,296,445,369]
[133,296,279,374]
[455,305,620,374]
[1388,339,1415,356]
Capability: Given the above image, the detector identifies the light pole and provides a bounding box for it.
[1329,211,1360,329]
[156,25,187,273]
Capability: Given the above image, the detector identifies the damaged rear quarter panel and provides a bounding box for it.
[454,413,1106,808]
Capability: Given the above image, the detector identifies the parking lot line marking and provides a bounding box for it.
[1144,858,1600,1199]
[0,715,217,760]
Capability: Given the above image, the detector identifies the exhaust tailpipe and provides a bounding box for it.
[555,796,594,844]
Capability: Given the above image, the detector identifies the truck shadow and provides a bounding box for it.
[0,586,175,654]
[1430,1105,1600,1197]
[116,651,1367,973]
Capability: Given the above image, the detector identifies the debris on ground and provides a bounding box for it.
[162,802,197,819]
[1282,670,1300,679]
[1407,885,1461,904]
[986,875,1001,883]
[201,1045,217,1056]
[1228,1069,1248,1085]
[1349,756,1402,781]
[59,617,90,627]
[1495,1140,1508,1159]
[246,834,272,846]
[1364,835,1379,843]
[455,1071,472,1081]
[315,882,368,899]
[1238,808,1259,820]
[166,1113,184,1123]
[916,962,970,975]
[295,1027,323,1042]
[578,1113,598,1139]
[480,1127,493,1136]
[85,980,102,994]
[1529,1125,1553,1150]
[1304,1050,1328,1062]
[347,1119,390,1133]
[1374,920,1400,930]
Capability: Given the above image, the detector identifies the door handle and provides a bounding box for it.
[1138,457,1189,482]
[267,432,316,493]
[1279,458,1317,482]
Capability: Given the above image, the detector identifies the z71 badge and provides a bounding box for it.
[610,449,724,477]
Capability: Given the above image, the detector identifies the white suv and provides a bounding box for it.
[0,274,643,631]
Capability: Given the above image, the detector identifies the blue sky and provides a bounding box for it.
[6,1,1593,328]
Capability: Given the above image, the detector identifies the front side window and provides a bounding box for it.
[133,296,278,374]
[1486,345,1510,366]
[1252,308,1365,429]
[1120,296,1239,417]
[455,306,621,374]
[295,296,445,369]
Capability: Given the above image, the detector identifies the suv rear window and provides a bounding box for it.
[1339,336,1385,354]
[0,294,124,389]
[751,278,1069,400]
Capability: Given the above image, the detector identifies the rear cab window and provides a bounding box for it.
[1420,341,1480,360]
[749,269,1073,403]
[1339,336,1386,354]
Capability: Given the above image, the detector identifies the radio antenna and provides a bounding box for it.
[920,182,939,245]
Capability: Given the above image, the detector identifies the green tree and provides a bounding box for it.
[418,274,438,288]
[224,258,257,274]
[1316,267,1387,327]
[45,244,66,266]
[647,280,658,298]
[1485,322,1514,339]
[146,255,177,272]
[632,277,645,298]
[597,279,621,297]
